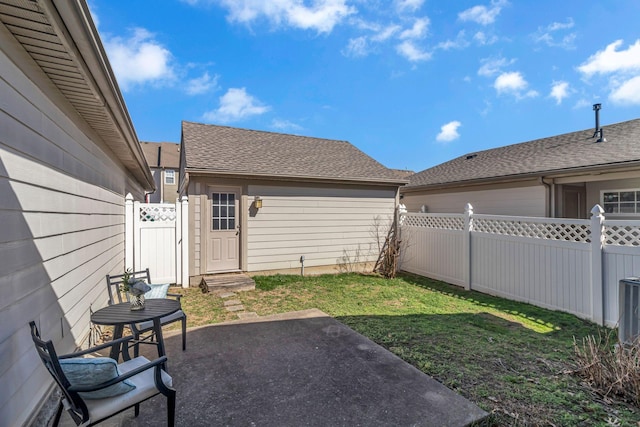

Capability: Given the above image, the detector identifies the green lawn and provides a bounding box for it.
[171,273,639,426]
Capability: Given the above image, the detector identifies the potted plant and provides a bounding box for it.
[120,268,151,310]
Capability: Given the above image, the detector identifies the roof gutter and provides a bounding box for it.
[538,177,555,217]
[184,169,408,187]
[43,0,155,192]
[403,159,640,193]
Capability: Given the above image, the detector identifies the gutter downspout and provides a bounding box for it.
[539,177,555,217]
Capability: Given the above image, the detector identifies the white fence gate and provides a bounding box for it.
[400,204,640,327]
[125,195,189,287]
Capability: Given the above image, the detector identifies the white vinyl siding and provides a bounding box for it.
[0,45,143,426]
[402,185,546,216]
[246,185,396,272]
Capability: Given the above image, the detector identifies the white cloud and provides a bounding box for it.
[186,72,219,95]
[480,99,492,116]
[216,0,355,33]
[436,31,469,50]
[549,20,574,31]
[271,118,303,132]
[477,56,514,77]
[494,71,526,92]
[578,39,640,105]
[399,17,429,40]
[203,87,270,123]
[342,23,402,57]
[458,0,508,26]
[610,76,640,105]
[494,71,538,98]
[396,41,431,62]
[578,39,640,76]
[549,81,570,104]
[473,31,498,45]
[395,0,424,13]
[572,98,592,109]
[436,121,462,143]
[371,24,401,42]
[342,36,369,57]
[103,28,174,91]
[532,18,576,49]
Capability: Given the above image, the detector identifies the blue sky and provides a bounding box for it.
[89,1,640,172]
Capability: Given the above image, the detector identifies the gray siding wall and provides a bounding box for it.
[0,43,144,426]
[246,185,396,272]
[402,184,546,216]
[148,168,162,202]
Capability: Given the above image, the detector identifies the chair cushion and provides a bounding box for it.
[59,357,135,399]
[85,356,173,423]
[144,283,170,299]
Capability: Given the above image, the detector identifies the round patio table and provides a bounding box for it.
[91,298,181,368]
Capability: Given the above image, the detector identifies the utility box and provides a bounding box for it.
[619,277,640,343]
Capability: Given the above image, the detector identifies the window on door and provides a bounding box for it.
[602,189,640,215]
[212,193,236,230]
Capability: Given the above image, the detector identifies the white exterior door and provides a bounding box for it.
[206,188,240,272]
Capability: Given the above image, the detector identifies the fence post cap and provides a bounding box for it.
[590,204,605,217]
[125,193,134,202]
[464,203,474,213]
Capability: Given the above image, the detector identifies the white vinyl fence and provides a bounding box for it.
[124,195,189,287]
[400,204,640,327]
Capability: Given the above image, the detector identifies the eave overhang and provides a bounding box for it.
[0,0,154,191]
[402,159,640,193]
[184,168,408,188]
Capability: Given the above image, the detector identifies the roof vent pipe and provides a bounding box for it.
[592,103,607,142]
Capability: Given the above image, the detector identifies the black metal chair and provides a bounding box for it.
[29,321,175,426]
[106,268,187,356]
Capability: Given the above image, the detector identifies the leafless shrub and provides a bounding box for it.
[370,215,388,254]
[336,245,363,273]
[573,330,640,407]
[373,211,401,279]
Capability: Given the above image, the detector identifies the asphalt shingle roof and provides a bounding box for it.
[181,121,405,184]
[407,118,640,189]
[141,142,180,169]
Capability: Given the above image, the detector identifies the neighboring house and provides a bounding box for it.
[390,168,414,180]
[402,112,640,219]
[179,121,407,281]
[0,1,154,426]
[141,141,180,203]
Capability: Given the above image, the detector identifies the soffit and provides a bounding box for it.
[0,0,154,190]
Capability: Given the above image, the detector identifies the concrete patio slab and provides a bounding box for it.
[58,309,487,426]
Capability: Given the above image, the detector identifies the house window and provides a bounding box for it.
[602,189,640,215]
[164,170,175,185]
[212,193,235,231]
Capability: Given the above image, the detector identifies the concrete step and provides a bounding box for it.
[200,274,256,293]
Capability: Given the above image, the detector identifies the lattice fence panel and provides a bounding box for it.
[473,218,591,243]
[605,225,640,246]
[402,214,464,230]
[139,205,176,222]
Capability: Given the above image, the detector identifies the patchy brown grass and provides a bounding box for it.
[574,332,640,408]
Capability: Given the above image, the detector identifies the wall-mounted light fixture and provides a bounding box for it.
[254,196,263,209]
